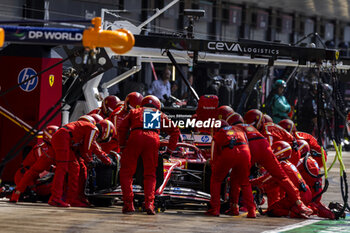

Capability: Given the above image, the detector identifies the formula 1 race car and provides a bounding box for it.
[84,140,230,211]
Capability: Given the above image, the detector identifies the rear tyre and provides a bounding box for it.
[88,197,115,207]
[202,160,212,193]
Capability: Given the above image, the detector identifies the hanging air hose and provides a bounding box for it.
[318,70,348,219]
[303,152,324,179]
[313,69,348,219]
[315,71,331,197]
[332,71,349,216]
[333,141,348,218]
[311,147,329,203]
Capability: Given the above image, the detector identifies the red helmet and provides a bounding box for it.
[43,125,59,143]
[227,112,243,125]
[88,113,104,124]
[297,139,310,157]
[219,119,229,127]
[97,119,116,142]
[271,141,292,161]
[244,109,264,130]
[78,115,96,125]
[263,114,273,123]
[214,119,230,133]
[141,95,161,110]
[102,95,120,116]
[217,105,234,120]
[125,92,143,110]
[117,101,125,108]
[278,119,296,134]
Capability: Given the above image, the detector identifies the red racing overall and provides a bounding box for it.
[88,107,107,119]
[260,122,301,165]
[104,105,128,153]
[50,121,111,206]
[237,124,301,204]
[119,107,180,212]
[267,160,312,218]
[294,131,327,167]
[208,125,255,217]
[10,143,56,202]
[296,157,335,219]
[15,145,55,194]
[250,168,282,207]
[14,142,47,185]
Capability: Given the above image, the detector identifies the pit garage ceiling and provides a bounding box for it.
[230,0,350,21]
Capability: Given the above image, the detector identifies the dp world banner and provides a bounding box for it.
[2,25,84,46]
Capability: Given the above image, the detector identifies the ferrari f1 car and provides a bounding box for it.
[84,140,230,210]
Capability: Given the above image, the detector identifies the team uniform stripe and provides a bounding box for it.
[44,131,52,139]
[37,147,42,157]
[104,123,111,139]
[275,147,292,156]
[226,112,235,122]
[299,143,306,151]
[88,130,97,150]
[257,112,263,128]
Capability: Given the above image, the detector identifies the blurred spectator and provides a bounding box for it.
[338,41,349,57]
[182,74,194,99]
[149,67,171,101]
[325,40,335,49]
[182,74,198,107]
[298,82,318,134]
[266,79,291,123]
[171,81,179,98]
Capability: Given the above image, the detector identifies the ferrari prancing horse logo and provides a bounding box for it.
[49,75,54,87]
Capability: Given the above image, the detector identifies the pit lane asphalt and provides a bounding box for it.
[0,151,347,233]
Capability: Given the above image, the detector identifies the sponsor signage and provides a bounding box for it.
[207,41,280,55]
[18,67,38,92]
[3,25,83,45]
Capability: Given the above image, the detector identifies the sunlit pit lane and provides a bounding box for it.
[0,199,305,233]
[0,151,346,233]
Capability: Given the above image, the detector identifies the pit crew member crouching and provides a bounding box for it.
[266,141,313,218]
[48,120,113,207]
[10,125,59,202]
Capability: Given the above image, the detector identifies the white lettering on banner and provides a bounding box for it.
[208,41,242,52]
[28,31,43,39]
[207,41,280,55]
[242,47,280,55]
[27,31,83,41]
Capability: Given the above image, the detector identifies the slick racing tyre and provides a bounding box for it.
[88,197,115,207]
[202,160,212,194]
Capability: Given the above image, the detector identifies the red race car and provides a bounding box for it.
[85,140,230,211]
